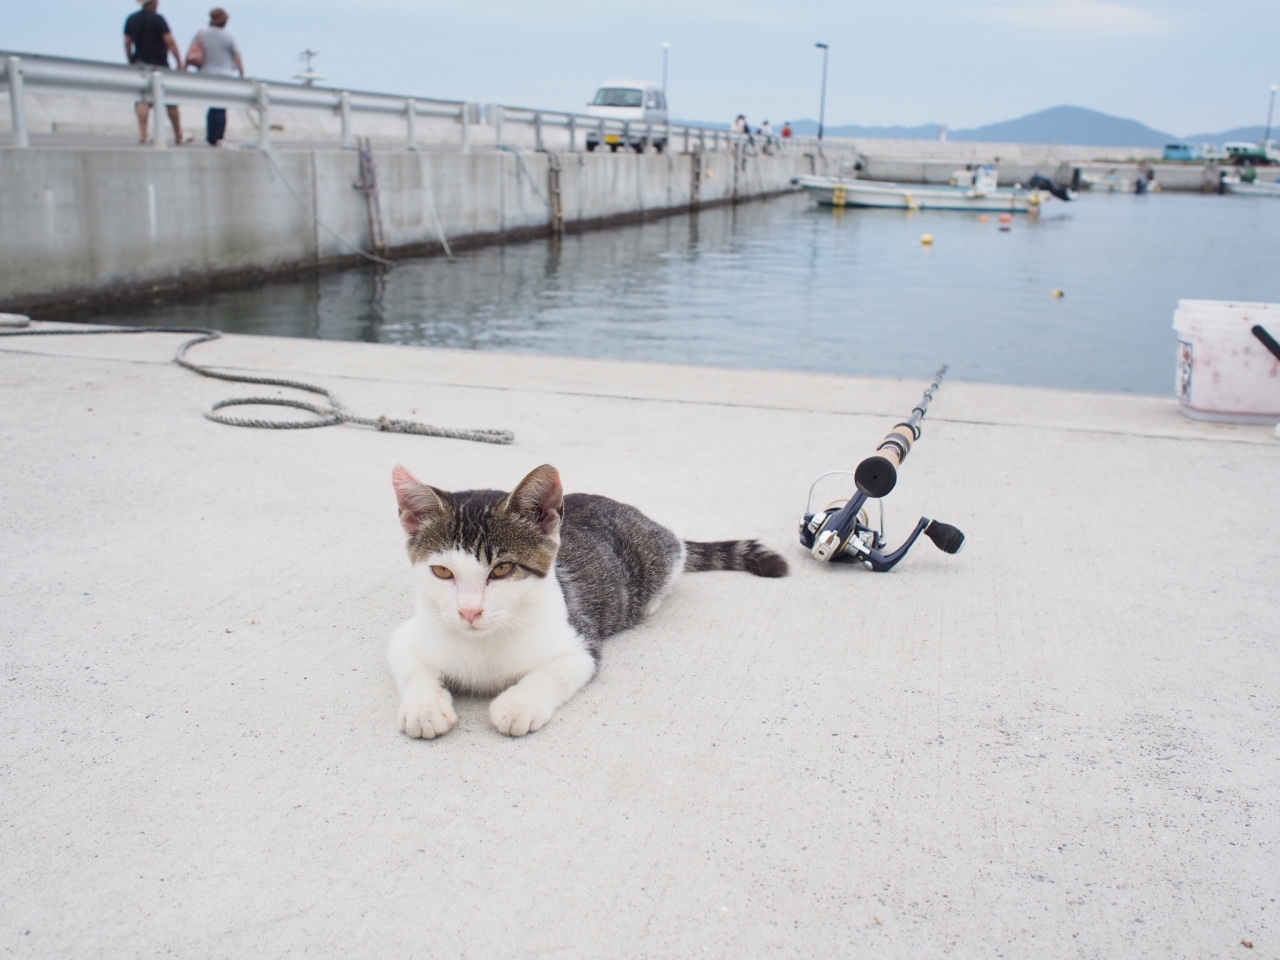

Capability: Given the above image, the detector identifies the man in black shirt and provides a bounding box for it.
[123,0,186,144]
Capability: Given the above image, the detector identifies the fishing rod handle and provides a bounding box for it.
[853,421,917,498]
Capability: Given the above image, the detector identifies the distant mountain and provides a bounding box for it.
[781,106,1171,146]
[1182,125,1271,145]
[716,105,1270,148]
[787,119,943,139]
[949,106,1173,146]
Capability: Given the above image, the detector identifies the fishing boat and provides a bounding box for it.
[793,166,1065,213]
[1222,175,1280,198]
[1080,170,1134,193]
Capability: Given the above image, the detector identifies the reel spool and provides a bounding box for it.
[799,367,966,572]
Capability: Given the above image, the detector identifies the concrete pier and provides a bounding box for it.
[2,325,1277,956]
[0,146,824,311]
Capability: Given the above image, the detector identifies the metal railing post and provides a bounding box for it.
[623,120,630,152]
[598,118,605,149]
[699,128,705,154]
[6,57,29,148]
[534,111,544,152]
[406,98,417,149]
[494,105,504,147]
[150,70,167,147]
[682,126,689,154]
[339,90,353,147]
[255,80,271,150]
[460,103,471,154]
[568,115,576,153]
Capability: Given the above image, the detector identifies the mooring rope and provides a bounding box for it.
[0,320,515,444]
[495,144,551,209]
[259,147,399,268]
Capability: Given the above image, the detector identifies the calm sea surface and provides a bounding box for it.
[90,190,1280,395]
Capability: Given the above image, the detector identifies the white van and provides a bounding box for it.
[584,81,669,153]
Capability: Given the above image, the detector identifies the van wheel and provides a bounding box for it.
[654,140,665,155]
[633,140,645,154]
[609,143,619,153]
[586,142,598,152]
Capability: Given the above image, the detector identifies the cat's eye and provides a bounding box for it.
[490,561,516,579]
[430,565,454,580]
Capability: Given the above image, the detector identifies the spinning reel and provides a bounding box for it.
[800,366,967,571]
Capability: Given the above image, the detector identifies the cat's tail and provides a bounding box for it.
[683,540,789,578]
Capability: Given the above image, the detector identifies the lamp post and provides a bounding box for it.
[1266,84,1277,144]
[662,42,670,99]
[814,42,829,140]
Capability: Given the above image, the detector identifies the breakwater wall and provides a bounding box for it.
[858,155,1221,192]
[0,146,835,310]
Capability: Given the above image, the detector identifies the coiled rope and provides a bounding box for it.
[0,319,515,444]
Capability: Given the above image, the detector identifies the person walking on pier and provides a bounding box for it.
[124,0,186,144]
[187,8,244,146]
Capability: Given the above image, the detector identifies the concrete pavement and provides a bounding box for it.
[2,325,1278,957]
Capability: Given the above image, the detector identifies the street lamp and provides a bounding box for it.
[814,42,829,140]
[662,42,670,99]
[1266,84,1278,144]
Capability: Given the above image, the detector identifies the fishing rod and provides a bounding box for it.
[799,365,966,571]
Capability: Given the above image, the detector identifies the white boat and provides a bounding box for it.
[1080,171,1134,193]
[794,167,1054,213]
[1222,176,1280,197]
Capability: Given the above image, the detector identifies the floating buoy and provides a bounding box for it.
[921,233,934,245]
[999,214,1013,224]
[1053,289,1065,298]
[978,214,989,223]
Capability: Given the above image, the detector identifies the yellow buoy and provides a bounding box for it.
[1053,289,1065,298]
[921,233,934,245]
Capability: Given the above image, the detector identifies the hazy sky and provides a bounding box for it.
[7,0,1278,134]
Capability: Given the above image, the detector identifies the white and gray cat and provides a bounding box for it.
[389,463,788,738]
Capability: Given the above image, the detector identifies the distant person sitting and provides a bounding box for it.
[732,114,748,135]
[187,7,244,146]
[781,122,792,139]
[124,0,185,144]
[760,119,774,151]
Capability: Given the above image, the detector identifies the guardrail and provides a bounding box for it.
[1,50,823,156]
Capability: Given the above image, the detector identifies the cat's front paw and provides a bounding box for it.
[489,688,554,737]
[399,689,457,739]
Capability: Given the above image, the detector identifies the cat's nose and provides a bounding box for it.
[459,606,483,626]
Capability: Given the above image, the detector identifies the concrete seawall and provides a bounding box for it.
[0,146,825,310]
[0,139,1228,311]
[859,154,1221,191]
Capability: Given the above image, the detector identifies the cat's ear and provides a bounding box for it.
[392,464,445,536]
[505,464,563,535]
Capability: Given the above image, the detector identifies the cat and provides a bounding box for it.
[388,463,788,738]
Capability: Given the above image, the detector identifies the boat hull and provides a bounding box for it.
[796,176,1044,213]
[1224,179,1280,197]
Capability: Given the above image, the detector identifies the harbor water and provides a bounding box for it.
[87,190,1280,395]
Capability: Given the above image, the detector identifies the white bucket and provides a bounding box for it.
[1172,300,1280,423]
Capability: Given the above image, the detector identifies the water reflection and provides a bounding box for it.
[85,191,1280,395]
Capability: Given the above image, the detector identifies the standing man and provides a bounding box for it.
[124,0,185,144]
[188,8,244,146]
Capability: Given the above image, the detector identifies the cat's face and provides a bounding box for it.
[392,464,563,636]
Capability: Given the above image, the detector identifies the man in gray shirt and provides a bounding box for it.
[189,7,244,145]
